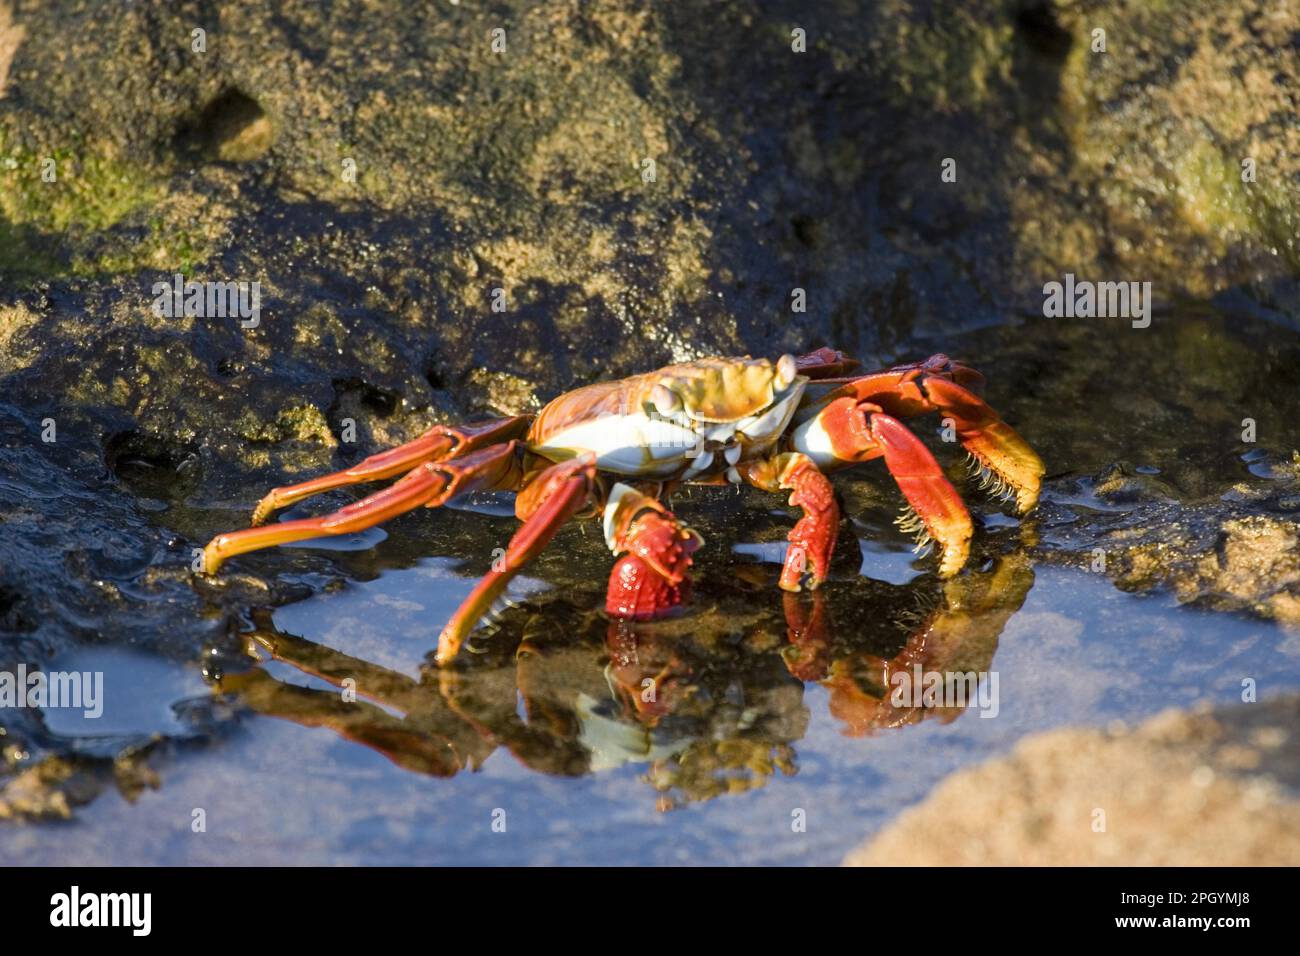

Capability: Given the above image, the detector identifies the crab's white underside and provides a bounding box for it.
[531,380,809,481]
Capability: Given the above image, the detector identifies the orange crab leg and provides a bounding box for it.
[914,376,1043,514]
[220,667,465,776]
[603,484,702,620]
[739,453,839,591]
[248,417,529,525]
[435,454,597,666]
[203,441,524,573]
[871,412,973,576]
[802,354,1042,513]
[791,397,973,576]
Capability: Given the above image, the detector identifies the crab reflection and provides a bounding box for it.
[214,553,1033,809]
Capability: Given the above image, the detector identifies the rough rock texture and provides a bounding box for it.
[846,695,1300,866]
[1019,0,1300,305]
[0,4,19,101]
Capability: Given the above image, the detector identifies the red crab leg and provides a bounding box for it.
[604,621,693,722]
[779,555,1034,736]
[781,590,833,681]
[203,441,524,573]
[791,398,973,576]
[222,628,493,775]
[435,454,597,666]
[917,375,1043,513]
[738,453,839,591]
[248,417,529,525]
[219,667,465,776]
[803,354,1042,513]
[603,484,702,620]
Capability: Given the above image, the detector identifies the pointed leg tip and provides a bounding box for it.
[437,605,486,666]
[1015,483,1041,515]
[434,632,461,667]
[200,543,224,575]
[935,538,971,578]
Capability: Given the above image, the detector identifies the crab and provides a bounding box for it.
[202,348,1044,665]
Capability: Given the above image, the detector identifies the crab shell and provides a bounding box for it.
[526,355,805,481]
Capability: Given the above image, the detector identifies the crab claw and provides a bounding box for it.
[603,484,702,619]
[794,353,1042,525]
[781,590,833,682]
[790,398,972,578]
[777,454,838,591]
[918,376,1044,514]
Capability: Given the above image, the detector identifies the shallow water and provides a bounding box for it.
[7,529,1297,865]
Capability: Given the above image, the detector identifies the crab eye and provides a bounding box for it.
[775,353,798,389]
[650,383,681,416]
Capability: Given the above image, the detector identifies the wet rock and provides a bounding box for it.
[1204,517,1300,622]
[1107,509,1300,627]
[1049,0,1300,304]
[0,747,161,822]
[845,695,1300,866]
[0,2,19,101]
[0,299,39,373]
[1035,492,1300,628]
[1083,466,1300,627]
[0,760,73,821]
[1,0,1296,388]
